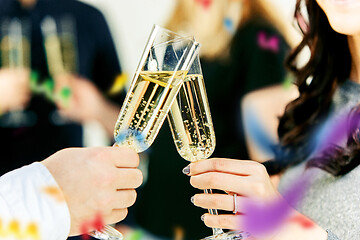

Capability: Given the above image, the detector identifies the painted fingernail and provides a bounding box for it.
[191,196,195,204]
[182,165,190,175]
[201,214,205,221]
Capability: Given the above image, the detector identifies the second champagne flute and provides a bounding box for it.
[89,25,200,240]
[167,56,247,240]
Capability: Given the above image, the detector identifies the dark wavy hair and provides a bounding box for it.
[307,107,360,176]
[264,0,353,176]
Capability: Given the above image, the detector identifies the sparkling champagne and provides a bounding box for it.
[168,74,216,162]
[114,70,187,152]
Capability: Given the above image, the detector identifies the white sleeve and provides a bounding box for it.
[0,162,71,240]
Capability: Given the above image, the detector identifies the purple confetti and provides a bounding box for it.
[240,107,359,235]
[242,175,310,235]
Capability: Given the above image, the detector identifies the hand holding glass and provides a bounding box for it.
[167,56,247,240]
[89,25,200,240]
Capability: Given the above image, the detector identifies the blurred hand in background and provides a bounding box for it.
[0,68,31,113]
[55,74,120,136]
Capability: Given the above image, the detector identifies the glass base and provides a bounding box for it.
[201,231,251,240]
[89,225,123,240]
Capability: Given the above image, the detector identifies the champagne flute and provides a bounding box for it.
[1,18,30,69]
[167,56,247,240]
[0,18,34,127]
[41,15,76,105]
[89,24,200,240]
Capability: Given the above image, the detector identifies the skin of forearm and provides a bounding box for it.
[272,211,328,240]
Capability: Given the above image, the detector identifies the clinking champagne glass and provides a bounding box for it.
[167,56,247,240]
[89,25,200,240]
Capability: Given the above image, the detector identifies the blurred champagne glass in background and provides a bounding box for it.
[41,15,77,104]
[0,18,34,127]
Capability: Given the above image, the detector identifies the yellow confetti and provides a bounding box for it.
[42,185,66,202]
[9,220,22,239]
[174,226,184,240]
[25,223,41,240]
[0,219,4,237]
[0,219,40,240]
[108,73,128,95]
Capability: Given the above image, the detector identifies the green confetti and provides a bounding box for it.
[30,71,40,92]
[60,87,72,99]
[282,73,294,90]
[43,78,55,101]
[126,230,144,240]
[56,86,72,108]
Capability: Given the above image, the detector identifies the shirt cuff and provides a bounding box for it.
[0,162,71,240]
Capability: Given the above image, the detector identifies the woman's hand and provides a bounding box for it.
[187,159,278,229]
[185,158,327,240]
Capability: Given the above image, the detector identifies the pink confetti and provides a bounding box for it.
[194,0,212,9]
[289,214,315,229]
[257,31,280,53]
[80,213,104,240]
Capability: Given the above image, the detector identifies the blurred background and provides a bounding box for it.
[80,0,298,146]
[81,0,296,87]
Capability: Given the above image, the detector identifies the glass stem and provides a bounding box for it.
[204,189,224,236]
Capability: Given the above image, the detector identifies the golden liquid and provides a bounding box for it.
[114,70,187,152]
[1,36,30,68]
[167,74,215,162]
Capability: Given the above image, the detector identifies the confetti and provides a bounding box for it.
[257,31,279,53]
[108,73,128,95]
[223,18,235,34]
[80,213,104,240]
[289,214,315,229]
[0,219,40,240]
[174,226,184,240]
[42,185,66,202]
[194,0,212,9]
[29,71,71,105]
[241,106,359,235]
[282,73,294,89]
[114,129,147,150]
[243,175,310,235]
[127,229,144,240]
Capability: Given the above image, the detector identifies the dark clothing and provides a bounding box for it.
[134,18,289,239]
[0,0,122,175]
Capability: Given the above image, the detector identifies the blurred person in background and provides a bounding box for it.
[187,0,360,238]
[0,0,124,177]
[123,0,300,239]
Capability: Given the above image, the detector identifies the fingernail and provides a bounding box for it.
[191,196,194,204]
[182,165,190,175]
[201,214,205,221]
